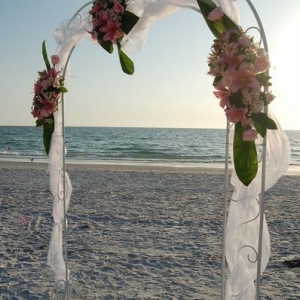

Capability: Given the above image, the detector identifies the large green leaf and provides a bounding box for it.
[118,45,134,75]
[233,122,258,186]
[43,120,54,155]
[122,11,139,35]
[196,0,241,39]
[42,40,51,70]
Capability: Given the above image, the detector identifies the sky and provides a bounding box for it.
[1,0,299,130]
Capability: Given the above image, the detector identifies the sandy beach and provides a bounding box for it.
[0,161,299,300]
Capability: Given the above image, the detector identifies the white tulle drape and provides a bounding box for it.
[47,5,92,287]
[46,0,290,298]
[226,110,290,299]
[123,0,240,53]
[47,109,73,287]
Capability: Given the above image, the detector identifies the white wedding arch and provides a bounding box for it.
[32,1,290,299]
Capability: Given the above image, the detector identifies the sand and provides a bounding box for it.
[0,161,299,300]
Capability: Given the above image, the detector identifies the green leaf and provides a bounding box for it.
[35,119,44,127]
[256,73,272,86]
[60,86,68,93]
[43,120,54,155]
[99,39,113,54]
[233,122,258,186]
[122,11,139,35]
[254,122,267,138]
[42,40,51,70]
[196,0,241,39]
[118,45,134,75]
[252,112,278,132]
[265,118,277,130]
[213,74,222,86]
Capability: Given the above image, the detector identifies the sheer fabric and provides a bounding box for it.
[46,5,89,286]
[123,0,240,53]
[226,110,290,299]
[47,108,73,287]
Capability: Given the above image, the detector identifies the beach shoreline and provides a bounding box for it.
[1,159,299,176]
[0,159,228,174]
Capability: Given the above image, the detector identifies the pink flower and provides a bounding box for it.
[230,62,260,96]
[221,71,233,88]
[47,68,58,79]
[220,29,236,43]
[207,7,223,21]
[241,118,253,127]
[208,55,224,76]
[91,1,105,14]
[101,19,123,43]
[220,53,245,74]
[34,81,43,94]
[41,99,57,114]
[242,128,257,141]
[113,2,124,14]
[225,108,247,123]
[31,109,41,119]
[92,10,109,27]
[238,35,252,47]
[223,43,237,57]
[213,82,230,108]
[99,10,110,23]
[51,55,60,66]
[253,54,270,73]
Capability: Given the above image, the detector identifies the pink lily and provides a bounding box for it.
[101,19,123,43]
[213,82,230,108]
[230,62,260,96]
[113,2,124,14]
[225,108,247,123]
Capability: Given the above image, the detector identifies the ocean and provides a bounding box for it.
[0,126,299,172]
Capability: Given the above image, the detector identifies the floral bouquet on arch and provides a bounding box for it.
[197,0,277,186]
[89,0,139,74]
[31,41,68,155]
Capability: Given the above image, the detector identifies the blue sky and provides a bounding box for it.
[1,0,299,130]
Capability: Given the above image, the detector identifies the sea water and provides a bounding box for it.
[0,126,299,172]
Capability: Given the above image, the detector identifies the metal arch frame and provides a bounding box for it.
[52,1,270,299]
[51,2,93,299]
[245,1,269,299]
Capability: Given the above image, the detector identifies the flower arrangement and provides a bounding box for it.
[31,41,68,155]
[208,28,276,140]
[197,0,277,186]
[89,0,139,75]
